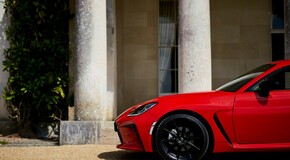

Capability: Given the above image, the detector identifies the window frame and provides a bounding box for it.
[158,0,179,96]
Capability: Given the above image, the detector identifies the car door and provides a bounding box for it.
[233,67,290,144]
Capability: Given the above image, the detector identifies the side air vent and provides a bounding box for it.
[213,113,232,145]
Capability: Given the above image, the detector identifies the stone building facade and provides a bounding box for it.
[1,0,290,144]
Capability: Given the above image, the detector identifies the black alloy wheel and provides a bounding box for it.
[155,114,210,160]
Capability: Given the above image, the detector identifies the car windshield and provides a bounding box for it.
[216,64,276,92]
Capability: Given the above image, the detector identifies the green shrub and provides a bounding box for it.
[3,0,70,128]
[0,141,8,145]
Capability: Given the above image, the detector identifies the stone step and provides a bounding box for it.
[99,122,119,145]
[99,136,120,145]
[100,129,117,137]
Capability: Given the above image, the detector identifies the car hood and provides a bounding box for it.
[149,90,236,111]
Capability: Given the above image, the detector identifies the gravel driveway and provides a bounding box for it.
[1,134,290,160]
[1,144,290,160]
[0,145,123,160]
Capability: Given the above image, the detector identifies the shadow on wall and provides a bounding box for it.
[0,4,10,120]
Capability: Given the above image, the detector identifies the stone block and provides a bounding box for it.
[60,121,119,145]
[60,121,100,145]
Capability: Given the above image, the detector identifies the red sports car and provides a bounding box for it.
[114,60,290,160]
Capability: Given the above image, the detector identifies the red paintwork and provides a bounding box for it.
[115,60,290,153]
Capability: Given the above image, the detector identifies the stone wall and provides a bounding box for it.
[211,0,271,89]
[116,0,158,114]
[116,0,272,112]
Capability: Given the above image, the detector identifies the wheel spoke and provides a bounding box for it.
[176,145,182,160]
[162,138,176,143]
[164,128,177,137]
[173,120,181,134]
[184,129,201,140]
[186,141,201,151]
[186,135,201,141]
[181,126,186,136]
[185,129,193,137]
[185,146,193,159]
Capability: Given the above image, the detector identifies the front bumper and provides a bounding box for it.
[114,109,158,152]
[114,122,144,151]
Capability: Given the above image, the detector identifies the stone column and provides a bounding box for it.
[74,0,107,121]
[106,0,117,120]
[60,0,107,145]
[0,2,9,120]
[178,0,212,93]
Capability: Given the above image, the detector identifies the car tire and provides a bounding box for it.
[155,114,210,160]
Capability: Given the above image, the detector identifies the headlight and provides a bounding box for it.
[128,102,158,116]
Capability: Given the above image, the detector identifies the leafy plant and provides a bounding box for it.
[3,0,70,129]
[0,140,8,145]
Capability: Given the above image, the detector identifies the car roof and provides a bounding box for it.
[271,60,290,66]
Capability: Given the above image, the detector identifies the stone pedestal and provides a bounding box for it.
[60,121,99,145]
[60,121,118,145]
[178,0,212,92]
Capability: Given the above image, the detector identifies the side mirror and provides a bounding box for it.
[258,79,271,97]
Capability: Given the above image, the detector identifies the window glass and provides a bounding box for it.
[217,64,275,92]
[271,0,285,61]
[159,0,178,95]
[272,0,284,29]
[249,67,290,91]
[272,34,285,61]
